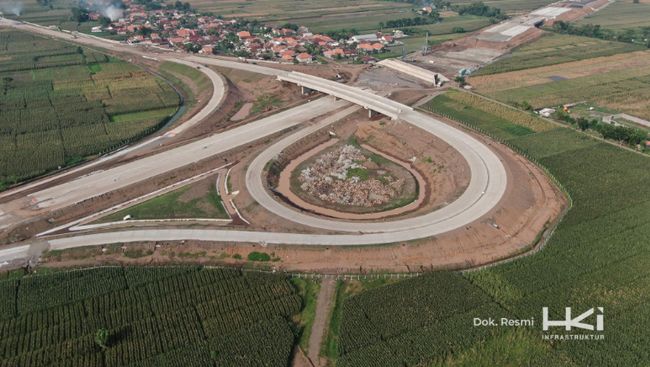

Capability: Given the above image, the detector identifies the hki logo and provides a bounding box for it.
[542,307,604,331]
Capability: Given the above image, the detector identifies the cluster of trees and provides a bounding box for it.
[454,2,507,21]
[36,0,54,8]
[280,23,300,31]
[325,29,359,41]
[555,110,648,147]
[134,0,163,11]
[70,7,89,22]
[552,21,650,47]
[381,0,450,7]
[381,15,440,29]
[173,0,192,11]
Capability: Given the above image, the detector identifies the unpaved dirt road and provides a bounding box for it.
[308,278,336,367]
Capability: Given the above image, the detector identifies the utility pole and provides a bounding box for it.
[422,31,429,55]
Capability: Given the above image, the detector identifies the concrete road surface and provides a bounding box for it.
[0,20,510,263]
[246,109,507,233]
[14,97,349,212]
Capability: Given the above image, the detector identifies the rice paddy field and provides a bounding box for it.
[334,90,650,366]
[577,0,650,30]
[469,50,650,120]
[0,30,180,188]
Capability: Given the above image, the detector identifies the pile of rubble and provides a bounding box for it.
[298,145,404,207]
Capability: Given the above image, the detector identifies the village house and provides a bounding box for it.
[89,0,383,64]
[296,53,313,63]
[237,31,252,40]
[281,50,295,62]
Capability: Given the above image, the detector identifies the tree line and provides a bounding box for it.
[555,109,648,147]
[552,21,650,48]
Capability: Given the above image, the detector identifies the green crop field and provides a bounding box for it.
[333,91,650,366]
[449,0,557,13]
[475,33,645,75]
[0,0,75,26]
[1,0,126,39]
[0,266,305,366]
[185,0,412,26]
[469,50,650,120]
[577,0,650,30]
[184,0,491,35]
[0,30,180,189]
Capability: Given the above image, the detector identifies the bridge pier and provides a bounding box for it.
[368,109,379,119]
[301,86,315,95]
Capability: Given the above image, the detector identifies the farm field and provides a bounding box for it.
[184,0,491,35]
[449,0,557,13]
[0,30,180,189]
[185,0,412,29]
[100,178,229,222]
[469,50,650,120]
[0,0,74,25]
[0,266,305,366]
[334,90,650,366]
[0,0,126,39]
[577,0,650,30]
[426,89,554,140]
[475,33,645,75]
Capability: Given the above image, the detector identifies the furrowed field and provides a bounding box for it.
[1,0,126,39]
[475,33,645,75]
[448,0,557,13]
[333,91,650,366]
[0,266,305,366]
[469,49,650,120]
[0,30,180,188]
[184,0,491,35]
[184,0,412,31]
[577,0,650,30]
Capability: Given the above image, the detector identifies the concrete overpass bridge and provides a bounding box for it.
[277,72,413,120]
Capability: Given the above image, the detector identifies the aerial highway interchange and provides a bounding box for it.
[0,17,506,263]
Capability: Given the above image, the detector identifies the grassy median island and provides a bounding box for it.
[158,61,211,108]
[0,266,305,366]
[100,178,228,222]
[331,91,650,366]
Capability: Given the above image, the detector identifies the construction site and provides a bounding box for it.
[0,8,576,273]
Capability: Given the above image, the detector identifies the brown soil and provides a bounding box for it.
[355,120,470,219]
[231,102,253,121]
[275,140,424,220]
